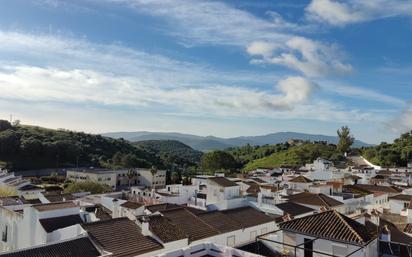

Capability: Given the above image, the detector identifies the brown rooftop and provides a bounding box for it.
[279,210,374,246]
[120,201,144,209]
[284,192,343,208]
[82,218,162,257]
[0,237,101,257]
[40,214,83,233]
[222,207,274,228]
[389,194,412,202]
[147,215,187,243]
[33,201,77,212]
[289,175,313,183]
[208,177,238,187]
[161,208,219,242]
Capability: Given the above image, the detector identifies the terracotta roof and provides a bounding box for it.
[145,203,181,213]
[389,194,412,202]
[251,177,266,184]
[0,237,101,257]
[285,192,343,208]
[208,177,238,187]
[39,215,83,233]
[147,215,187,243]
[379,218,412,245]
[279,210,374,246]
[345,184,402,194]
[82,218,163,257]
[44,193,75,203]
[197,211,243,233]
[161,208,219,242]
[94,204,112,220]
[33,202,77,212]
[403,223,412,234]
[289,175,313,183]
[120,201,144,209]
[222,207,274,227]
[275,202,314,217]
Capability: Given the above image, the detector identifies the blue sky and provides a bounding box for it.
[0,0,411,144]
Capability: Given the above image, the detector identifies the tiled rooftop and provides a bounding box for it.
[33,202,77,212]
[39,214,83,233]
[0,237,101,257]
[279,210,374,246]
[82,217,163,257]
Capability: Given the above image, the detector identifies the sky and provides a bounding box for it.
[0,0,411,144]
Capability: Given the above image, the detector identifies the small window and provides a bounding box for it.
[250,230,257,240]
[227,235,235,247]
[2,225,8,242]
[404,202,410,208]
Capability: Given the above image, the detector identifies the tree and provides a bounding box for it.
[0,120,12,132]
[200,150,238,173]
[337,126,354,154]
[126,169,137,188]
[0,185,17,197]
[64,181,112,194]
[150,166,157,188]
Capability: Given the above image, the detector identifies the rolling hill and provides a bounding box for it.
[134,140,203,164]
[103,131,371,151]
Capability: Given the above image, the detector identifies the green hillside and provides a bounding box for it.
[242,142,343,171]
[0,120,161,170]
[134,140,203,165]
[361,131,412,167]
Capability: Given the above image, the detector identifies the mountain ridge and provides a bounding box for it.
[102,131,371,151]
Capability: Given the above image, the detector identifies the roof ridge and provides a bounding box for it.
[332,210,364,244]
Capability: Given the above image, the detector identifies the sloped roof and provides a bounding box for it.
[285,192,343,207]
[197,211,243,233]
[0,237,101,257]
[279,210,374,246]
[345,184,402,194]
[289,175,313,183]
[208,177,238,187]
[222,207,274,227]
[40,215,83,233]
[389,194,412,202]
[147,215,187,243]
[82,218,163,257]
[161,208,219,242]
[145,203,181,213]
[33,202,77,212]
[120,201,144,209]
[275,202,314,217]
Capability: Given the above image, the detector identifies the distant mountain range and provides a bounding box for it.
[102,131,371,151]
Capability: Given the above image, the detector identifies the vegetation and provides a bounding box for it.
[243,142,344,171]
[337,126,355,154]
[361,131,412,167]
[200,150,238,173]
[0,120,161,170]
[64,181,112,194]
[134,140,202,165]
[0,185,17,197]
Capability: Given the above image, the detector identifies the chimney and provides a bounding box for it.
[140,216,151,236]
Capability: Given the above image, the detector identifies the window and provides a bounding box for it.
[404,202,410,208]
[250,230,257,240]
[227,235,235,247]
[2,225,8,242]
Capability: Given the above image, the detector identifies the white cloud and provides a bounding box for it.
[388,107,412,134]
[0,30,395,126]
[306,0,412,26]
[0,65,316,114]
[103,0,350,77]
[320,81,405,106]
[248,37,352,77]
